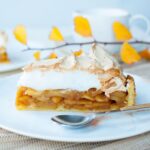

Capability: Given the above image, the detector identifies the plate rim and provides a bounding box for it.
[0,124,149,142]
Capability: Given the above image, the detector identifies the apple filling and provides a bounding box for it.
[16,76,135,112]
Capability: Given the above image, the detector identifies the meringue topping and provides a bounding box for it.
[24,44,120,72]
[19,44,126,96]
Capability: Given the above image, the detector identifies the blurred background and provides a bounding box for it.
[0,0,150,72]
[0,0,150,29]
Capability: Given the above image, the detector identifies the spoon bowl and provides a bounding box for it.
[51,114,96,128]
[51,103,150,128]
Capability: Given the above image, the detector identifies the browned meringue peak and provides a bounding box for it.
[60,54,76,69]
[23,57,63,71]
[104,77,127,97]
[76,53,95,69]
[89,44,120,70]
[24,44,120,72]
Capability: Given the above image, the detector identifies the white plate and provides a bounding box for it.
[0,74,150,142]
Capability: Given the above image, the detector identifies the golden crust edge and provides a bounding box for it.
[126,75,136,106]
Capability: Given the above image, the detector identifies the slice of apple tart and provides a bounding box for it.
[16,44,136,112]
[0,31,9,63]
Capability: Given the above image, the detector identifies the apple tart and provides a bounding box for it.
[16,44,136,112]
[0,31,9,63]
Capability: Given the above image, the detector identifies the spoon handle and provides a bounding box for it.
[121,103,150,111]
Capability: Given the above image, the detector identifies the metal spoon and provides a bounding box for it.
[51,114,96,128]
[51,103,150,128]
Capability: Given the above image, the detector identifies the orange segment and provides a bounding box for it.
[48,52,58,59]
[33,51,41,61]
[139,49,150,60]
[113,21,132,41]
[74,16,92,37]
[49,27,64,41]
[13,25,27,45]
[74,49,83,57]
[120,42,141,64]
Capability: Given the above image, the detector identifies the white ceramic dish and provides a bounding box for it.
[0,73,150,142]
